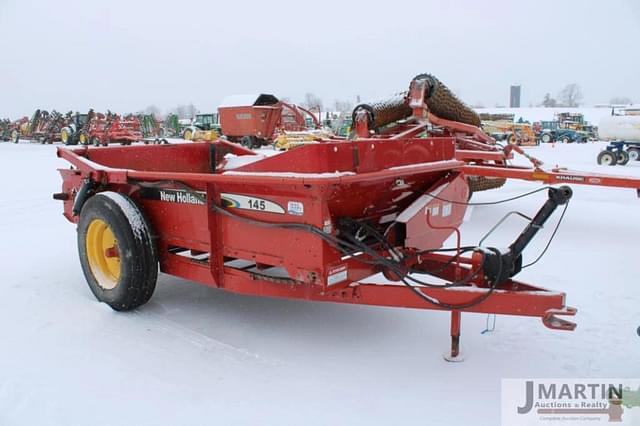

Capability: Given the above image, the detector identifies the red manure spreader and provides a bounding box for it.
[54,74,640,359]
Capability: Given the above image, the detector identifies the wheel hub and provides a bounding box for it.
[86,219,121,289]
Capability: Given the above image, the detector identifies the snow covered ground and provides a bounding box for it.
[0,140,639,425]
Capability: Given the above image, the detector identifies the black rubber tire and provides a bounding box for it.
[91,136,100,146]
[541,133,552,143]
[597,150,617,166]
[617,150,630,166]
[11,130,19,144]
[627,148,640,162]
[77,192,158,311]
[251,138,264,149]
[240,135,254,149]
[561,136,570,144]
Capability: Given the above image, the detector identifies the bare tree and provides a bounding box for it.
[184,103,199,118]
[542,93,557,108]
[558,84,583,107]
[610,96,632,105]
[142,105,162,119]
[171,103,199,120]
[303,93,323,111]
[333,99,353,112]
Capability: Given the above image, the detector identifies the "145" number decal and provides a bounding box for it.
[220,193,285,214]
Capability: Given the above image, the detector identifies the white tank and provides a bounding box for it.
[598,115,640,141]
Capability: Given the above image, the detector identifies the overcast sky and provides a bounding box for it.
[0,0,638,117]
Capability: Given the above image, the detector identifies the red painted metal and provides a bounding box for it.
[463,164,640,190]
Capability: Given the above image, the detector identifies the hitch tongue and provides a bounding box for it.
[543,307,577,331]
[482,186,572,284]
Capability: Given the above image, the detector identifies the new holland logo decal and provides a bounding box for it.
[140,188,206,205]
[220,193,285,214]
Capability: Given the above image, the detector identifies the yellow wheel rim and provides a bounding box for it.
[61,130,68,143]
[183,129,192,140]
[79,133,86,144]
[86,219,121,289]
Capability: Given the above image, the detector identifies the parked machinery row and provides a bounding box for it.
[477,112,598,146]
[1,109,181,146]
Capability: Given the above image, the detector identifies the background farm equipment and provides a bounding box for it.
[597,141,640,166]
[60,112,91,145]
[218,94,282,148]
[270,103,323,149]
[182,113,220,142]
[331,114,352,137]
[478,113,515,122]
[538,120,589,144]
[37,110,66,144]
[0,118,12,141]
[83,113,142,146]
[280,102,320,132]
[556,112,595,142]
[482,120,537,146]
[139,114,160,138]
[138,114,169,144]
[10,109,66,144]
[160,113,181,138]
[596,114,640,165]
[273,129,334,150]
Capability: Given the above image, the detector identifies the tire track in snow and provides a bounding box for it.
[130,310,282,367]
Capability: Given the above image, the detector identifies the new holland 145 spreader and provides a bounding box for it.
[55,74,640,360]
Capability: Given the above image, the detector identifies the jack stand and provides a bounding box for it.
[444,310,465,362]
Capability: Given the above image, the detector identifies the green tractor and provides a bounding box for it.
[60,112,90,145]
[182,113,220,140]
